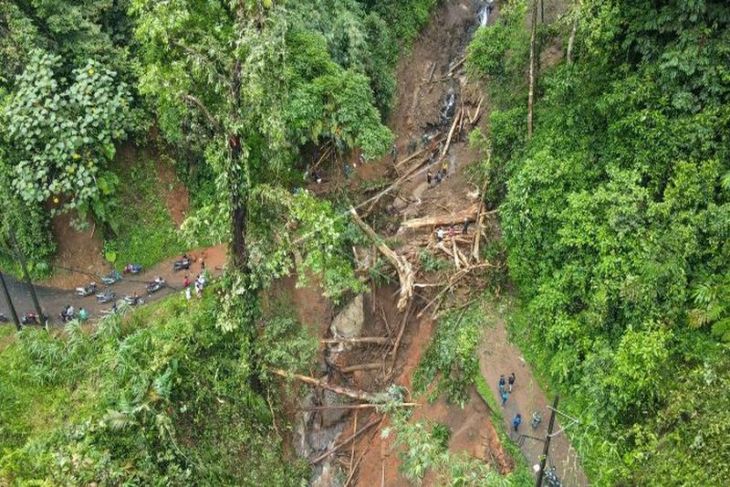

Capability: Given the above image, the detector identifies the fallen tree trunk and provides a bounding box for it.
[350,208,414,311]
[270,368,385,403]
[302,403,418,411]
[340,362,382,373]
[321,337,391,345]
[400,203,480,230]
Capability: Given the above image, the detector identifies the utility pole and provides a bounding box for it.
[0,270,21,330]
[8,231,45,329]
[535,395,560,487]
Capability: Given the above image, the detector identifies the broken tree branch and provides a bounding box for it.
[343,417,385,487]
[388,301,413,376]
[182,94,222,131]
[448,56,467,76]
[350,208,414,311]
[527,0,538,138]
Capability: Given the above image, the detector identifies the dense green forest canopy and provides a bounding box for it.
[468,0,729,484]
[2,0,729,485]
[0,0,436,275]
[0,1,441,484]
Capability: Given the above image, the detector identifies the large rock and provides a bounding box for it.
[330,295,364,339]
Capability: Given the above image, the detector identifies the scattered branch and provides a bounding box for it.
[182,94,222,131]
[312,416,382,464]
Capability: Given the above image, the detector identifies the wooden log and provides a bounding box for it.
[321,337,391,345]
[302,403,418,411]
[441,108,462,158]
[400,203,480,230]
[448,56,467,76]
[340,362,382,374]
[270,368,383,403]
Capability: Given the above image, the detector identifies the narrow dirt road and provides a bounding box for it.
[480,319,589,486]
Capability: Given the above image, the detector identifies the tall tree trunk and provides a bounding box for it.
[228,59,249,273]
[567,17,578,64]
[9,231,45,328]
[527,0,539,139]
[0,270,21,330]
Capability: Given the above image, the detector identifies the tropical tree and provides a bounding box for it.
[2,52,132,223]
[132,0,392,276]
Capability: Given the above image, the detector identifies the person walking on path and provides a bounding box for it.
[512,413,522,432]
[508,372,516,392]
[501,389,509,406]
[498,374,506,393]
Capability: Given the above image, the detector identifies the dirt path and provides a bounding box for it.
[0,245,226,326]
[480,319,589,486]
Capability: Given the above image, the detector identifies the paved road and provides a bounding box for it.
[1,245,226,327]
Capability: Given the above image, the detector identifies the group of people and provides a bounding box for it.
[426,160,449,187]
[435,218,471,242]
[498,372,524,433]
[60,304,88,323]
[183,272,207,300]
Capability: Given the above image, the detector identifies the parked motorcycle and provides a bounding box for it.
[59,308,75,323]
[0,313,8,323]
[123,263,143,274]
[146,278,166,294]
[531,411,543,429]
[96,291,116,304]
[21,312,44,325]
[124,294,144,306]
[173,257,191,271]
[543,466,562,487]
[75,282,97,297]
[101,270,122,286]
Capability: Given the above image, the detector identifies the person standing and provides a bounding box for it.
[183,275,190,288]
[501,389,509,406]
[508,372,516,392]
[512,413,522,432]
[185,286,192,301]
[498,374,506,393]
[462,218,470,235]
[427,169,433,186]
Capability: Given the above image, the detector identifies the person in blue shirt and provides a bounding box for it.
[512,413,522,432]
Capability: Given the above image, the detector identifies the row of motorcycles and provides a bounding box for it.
[0,257,194,326]
[74,256,192,309]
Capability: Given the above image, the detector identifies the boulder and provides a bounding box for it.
[330,295,364,339]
